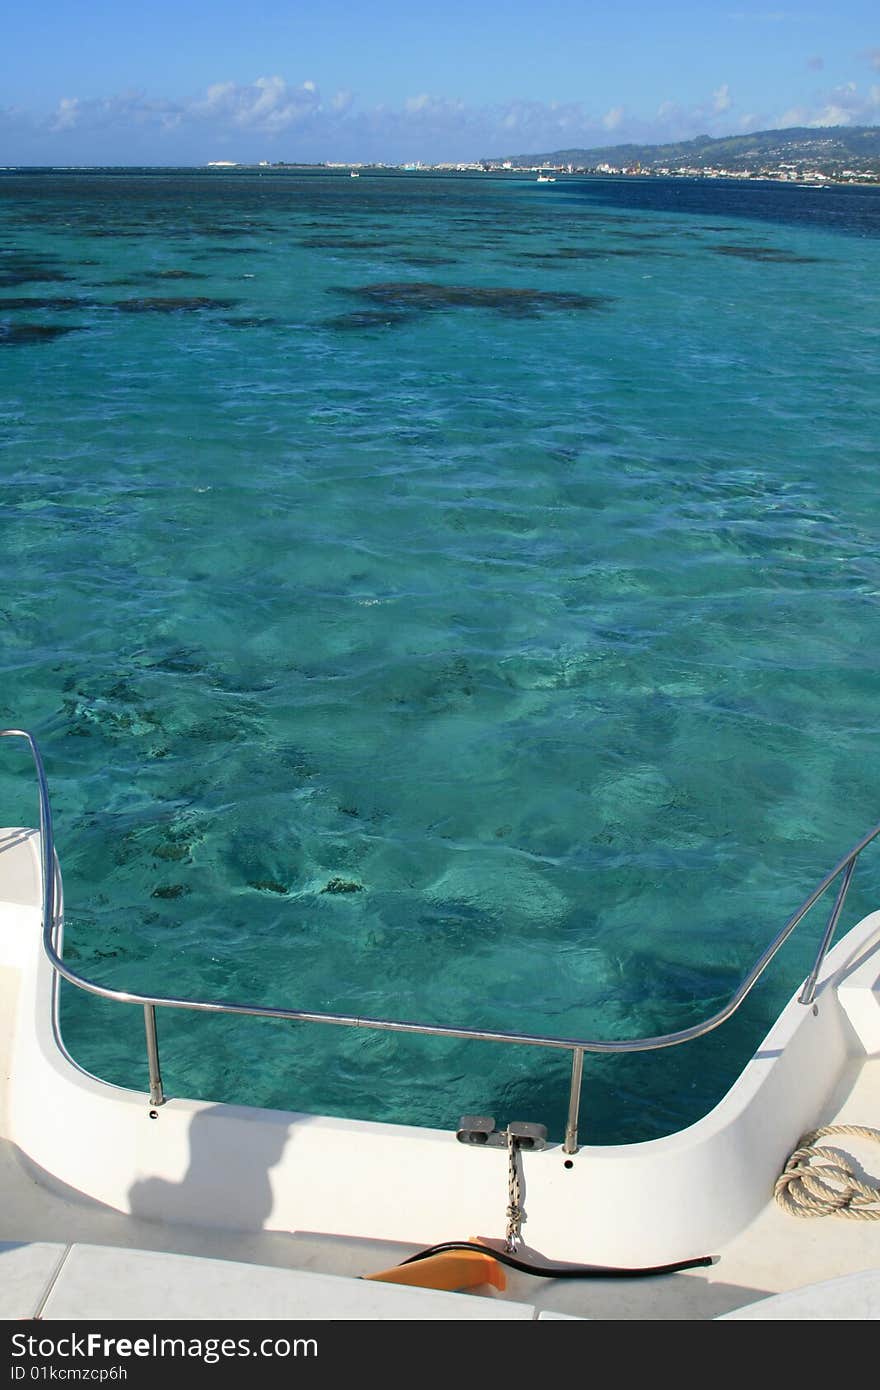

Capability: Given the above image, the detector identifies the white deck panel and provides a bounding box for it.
[0,1241,67,1320]
[38,1244,537,1321]
[717,1269,880,1320]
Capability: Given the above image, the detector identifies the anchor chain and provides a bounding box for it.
[505,1129,523,1252]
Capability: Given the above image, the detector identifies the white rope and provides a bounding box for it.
[774,1125,880,1220]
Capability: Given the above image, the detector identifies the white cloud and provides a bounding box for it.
[48,91,182,137]
[399,94,466,120]
[807,105,853,126]
[191,76,323,133]
[199,81,236,114]
[9,66,879,166]
[774,78,880,131]
[51,97,80,132]
[648,87,746,143]
[490,97,592,144]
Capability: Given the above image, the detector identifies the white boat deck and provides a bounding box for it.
[1,1056,876,1320]
[1,820,877,1320]
[0,1242,554,1321]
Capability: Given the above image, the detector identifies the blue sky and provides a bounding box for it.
[3,2,879,164]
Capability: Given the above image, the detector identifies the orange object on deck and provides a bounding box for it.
[363,1243,506,1292]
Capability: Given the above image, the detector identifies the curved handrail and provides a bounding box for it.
[3,728,873,1050]
[4,725,879,1053]
[4,727,880,1146]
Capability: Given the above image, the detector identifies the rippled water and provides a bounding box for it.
[2,169,879,1142]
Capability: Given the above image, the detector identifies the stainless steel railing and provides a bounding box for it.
[4,727,880,1152]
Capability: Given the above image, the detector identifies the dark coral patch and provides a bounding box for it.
[618,231,674,241]
[335,281,611,318]
[153,843,191,863]
[517,249,602,262]
[148,268,208,280]
[1,250,70,273]
[218,315,279,329]
[301,236,402,250]
[198,224,270,237]
[712,244,822,263]
[0,266,72,288]
[249,879,289,895]
[323,308,418,331]
[191,246,267,257]
[112,270,208,285]
[147,647,206,675]
[151,884,190,900]
[321,877,364,894]
[0,322,81,345]
[111,296,239,313]
[0,297,93,311]
[518,246,654,262]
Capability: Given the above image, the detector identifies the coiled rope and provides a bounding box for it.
[775,1125,880,1219]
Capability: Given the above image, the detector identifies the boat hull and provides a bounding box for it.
[1,827,878,1266]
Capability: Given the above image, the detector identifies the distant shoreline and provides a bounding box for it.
[2,163,880,188]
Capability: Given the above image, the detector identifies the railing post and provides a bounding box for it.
[563,1047,584,1154]
[143,1004,165,1106]
[799,857,857,1006]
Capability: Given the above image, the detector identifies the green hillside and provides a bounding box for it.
[490,125,880,172]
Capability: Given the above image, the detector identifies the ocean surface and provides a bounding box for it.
[2,167,879,1144]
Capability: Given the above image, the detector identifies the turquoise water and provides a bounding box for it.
[2,169,880,1143]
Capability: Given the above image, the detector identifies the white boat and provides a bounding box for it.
[536,174,556,183]
[1,727,878,1321]
[350,170,360,178]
